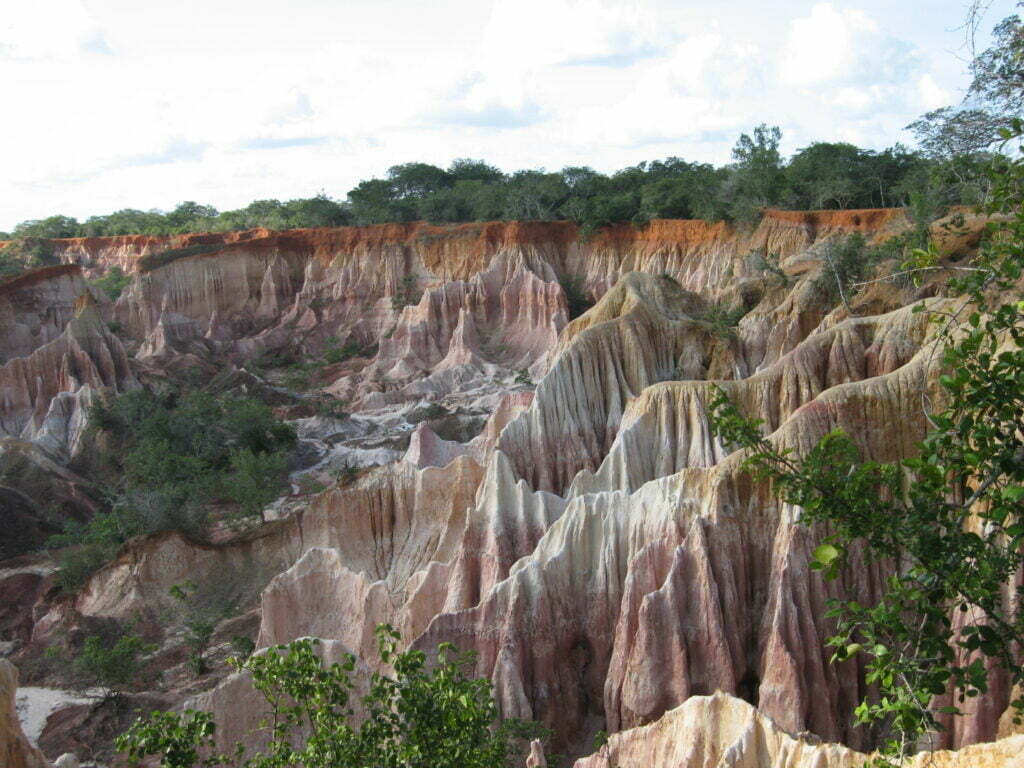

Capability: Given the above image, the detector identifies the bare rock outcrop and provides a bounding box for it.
[0,292,136,451]
[0,660,50,768]
[8,210,1012,766]
[573,691,1024,768]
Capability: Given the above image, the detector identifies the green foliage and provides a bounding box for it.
[170,580,243,676]
[514,368,532,386]
[12,215,80,239]
[695,301,746,340]
[708,122,1024,764]
[77,631,152,693]
[4,127,991,238]
[231,635,256,660]
[117,626,545,768]
[411,402,449,422]
[391,274,418,311]
[0,238,59,281]
[73,195,351,238]
[322,338,377,365]
[815,232,869,307]
[49,389,296,590]
[726,124,786,223]
[333,460,360,487]
[90,266,132,300]
[750,250,788,286]
[224,449,289,523]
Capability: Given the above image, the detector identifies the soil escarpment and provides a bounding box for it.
[1,210,1017,767]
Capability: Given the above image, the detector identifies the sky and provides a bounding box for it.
[0,0,1018,230]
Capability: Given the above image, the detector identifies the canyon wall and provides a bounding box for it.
[3,209,1016,767]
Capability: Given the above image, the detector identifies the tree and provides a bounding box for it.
[76,631,151,695]
[13,215,80,239]
[503,170,569,220]
[709,126,1024,764]
[907,107,1001,160]
[387,162,452,200]
[726,124,786,222]
[225,448,289,523]
[281,194,351,228]
[967,12,1024,119]
[90,266,132,300]
[116,626,543,768]
[166,202,219,232]
[348,179,416,225]
[447,158,505,184]
[786,142,868,210]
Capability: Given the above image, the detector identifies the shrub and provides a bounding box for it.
[230,635,255,660]
[76,631,151,694]
[815,232,869,307]
[117,626,545,768]
[170,580,243,676]
[224,449,289,523]
[90,267,132,300]
[391,274,418,311]
[50,389,296,590]
[333,460,360,487]
[696,302,747,340]
[322,339,377,365]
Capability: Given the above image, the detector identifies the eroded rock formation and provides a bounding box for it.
[3,210,1016,766]
[0,660,50,768]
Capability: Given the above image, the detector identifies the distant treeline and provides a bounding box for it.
[0,125,998,243]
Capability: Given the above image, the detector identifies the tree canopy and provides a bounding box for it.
[2,127,994,244]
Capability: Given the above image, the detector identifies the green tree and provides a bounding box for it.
[725,124,786,222]
[348,179,416,225]
[388,162,452,200]
[786,142,869,210]
[90,266,132,300]
[446,158,504,184]
[117,626,543,768]
[13,215,80,239]
[225,448,289,523]
[709,126,1024,764]
[76,631,151,694]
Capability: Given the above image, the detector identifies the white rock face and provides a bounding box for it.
[572,692,1024,768]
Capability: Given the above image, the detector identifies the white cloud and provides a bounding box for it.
[481,0,661,69]
[0,0,109,59]
[781,3,919,89]
[917,73,951,110]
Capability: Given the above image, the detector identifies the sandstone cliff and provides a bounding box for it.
[3,210,1014,766]
[0,660,50,768]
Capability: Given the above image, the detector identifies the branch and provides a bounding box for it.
[852,266,988,289]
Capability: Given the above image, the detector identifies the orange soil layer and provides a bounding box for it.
[761,207,905,229]
[34,210,905,272]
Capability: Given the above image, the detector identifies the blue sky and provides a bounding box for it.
[0,0,1018,230]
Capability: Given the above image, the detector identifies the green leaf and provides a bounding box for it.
[813,543,841,566]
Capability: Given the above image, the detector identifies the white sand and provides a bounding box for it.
[15,686,95,745]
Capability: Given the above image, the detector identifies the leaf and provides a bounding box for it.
[814,543,841,566]
[1004,486,1024,502]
